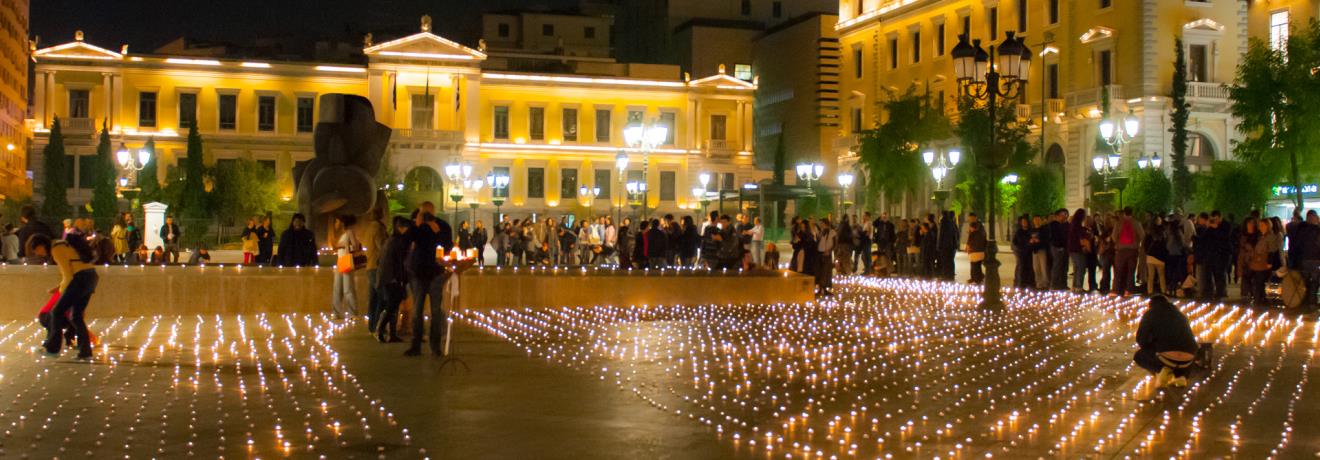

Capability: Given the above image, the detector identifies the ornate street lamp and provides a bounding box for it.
[837,171,855,213]
[485,170,510,227]
[625,180,647,215]
[1136,152,1162,170]
[795,162,824,187]
[623,122,667,220]
[444,160,471,219]
[615,151,629,225]
[922,147,961,205]
[579,184,600,216]
[951,30,1032,309]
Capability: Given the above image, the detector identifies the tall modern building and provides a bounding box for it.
[752,13,841,181]
[0,0,27,203]
[28,16,763,219]
[835,0,1245,210]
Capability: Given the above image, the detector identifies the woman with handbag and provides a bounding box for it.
[333,214,363,319]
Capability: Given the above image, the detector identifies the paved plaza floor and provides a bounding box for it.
[2,276,1318,458]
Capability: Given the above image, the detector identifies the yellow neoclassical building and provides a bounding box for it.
[29,16,762,220]
[835,0,1245,210]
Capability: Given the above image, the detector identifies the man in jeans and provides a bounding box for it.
[1110,207,1144,296]
[1049,209,1070,290]
[159,215,182,264]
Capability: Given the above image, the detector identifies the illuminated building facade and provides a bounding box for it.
[0,0,27,203]
[835,0,1245,209]
[29,16,762,219]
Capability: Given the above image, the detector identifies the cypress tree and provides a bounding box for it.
[40,117,69,220]
[179,121,209,219]
[91,120,120,228]
[1170,37,1193,209]
[138,137,161,203]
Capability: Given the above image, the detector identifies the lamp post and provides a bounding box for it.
[116,142,151,205]
[922,147,961,207]
[444,160,472,220]
[626,180,647,216]
[615,151,629,225]
[485,171,510,227]
[837,172,855,214]
[951,30,1032,309]
[623,122,668,220]
[579,184,600,217]
[1136,152,1162,170]
[795,162,824,187]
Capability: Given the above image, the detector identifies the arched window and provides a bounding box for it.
[1187,133,1216,171]
[405,167,443,192]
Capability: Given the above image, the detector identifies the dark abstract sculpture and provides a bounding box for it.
[295,94,392,241]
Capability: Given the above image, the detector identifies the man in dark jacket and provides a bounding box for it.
[16,205,54,260]
[966,220,987,284]
[1048,208,1070,290]
[373,216,412,342]
[1197,212,1231,301]
[1134,295,1198,388]
[936,211,959,280]
[159,215,182,264]
[255,216,274,265]
[405,203,455,357]
[645,218,669,268]
[277,214,319,267]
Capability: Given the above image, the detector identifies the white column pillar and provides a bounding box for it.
[111,74,124,128]
[33,71,46,127]
[143,202,169,250]
[102,72,113,129]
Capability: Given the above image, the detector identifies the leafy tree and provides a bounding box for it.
[90,121,120,228]
[1169,37,1193,208]
[1122,166,1173,216]
[40,118,69,221]
[952,94,1034,218]
[1229,20,1320,211]
[137,137,161,203]
[178,122,210,219]
[1015,164,1065,217]
[857,88,952,211]
[214,158,281,220]
[1193,160,1272,218]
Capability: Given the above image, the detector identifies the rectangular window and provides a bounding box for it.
[562,107,578,142]
[178,92,197,129]
[138,92,157,128]
[936,23,946,56]
[561,168,578,199]
[721,172,735,191]
[594,169,611,199]
[529,106,545,141]
[584,26,596,39]
[962,16,970,35]
[527,167,545,198]
[410,94,434,130]
[1100,0,1111,8]
[296,96,314,133]
[78,155,96,190]
[218,93,237,130]
[1046,63,1060,98]
[734,64,753,81]
[911,31,921,63]
[659,111,676,145]
[853,47,863,78]
[1048,0,1059,24]
[988,7,998,39]
[68,90,90,119]
[493,105,510,140]
[257,95,276,132]
[851,107,863,133]
[889,37,898,68]
[1018,0,1027,32]
[660,171,675,201]
[1270,10,1289,52]
[498,23,509,38]
[741,0,751,16]
[595,109,611,142]
[542,24,554,36]
[1098,50,1112,86]
[1188,44,1208,82]
[710,114,727,141]
[773,1,783,18]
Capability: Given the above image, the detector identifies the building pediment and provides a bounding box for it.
[1184,18,1225,33]
[1079,27,1115,44]
[688,72,755,90]
[34,32,123,61]
[363,18,486,64]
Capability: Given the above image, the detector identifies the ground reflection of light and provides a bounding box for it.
[458,276,1320,458]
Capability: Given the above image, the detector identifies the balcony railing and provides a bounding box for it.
[1188,81,1229,101]
[392,128,464,143]
[705,139,732,151]
[833,133,861,151]
[64,117,95,132]
[1016,104,1032,120]
[1046,98,1065,115]
[1065,85,1122,110]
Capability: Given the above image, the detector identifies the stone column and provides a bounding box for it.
[102,72,113,129]
[33,71,46,127]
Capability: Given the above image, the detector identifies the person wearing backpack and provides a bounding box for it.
[1110,207,1144,296]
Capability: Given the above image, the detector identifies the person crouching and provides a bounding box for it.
[1134,295,1198,388]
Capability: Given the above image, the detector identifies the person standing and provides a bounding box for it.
[966,220,987,284]
[124,213,142,259]
[360,208,388,334]
[702,212,721,269]
[1,224,17,262]
[1143,216,1169,296]
[256,216,274,265]
[617,218,633,268]
[404,203,455,357]
[1030,215,1050,290]
[937,211,959,280]
[633,219,649,269]
[856,212,874,274]
[472,220,489,265]
[109,215,128,263]
[240,217,260,265]
[277,213,318,267]
[816,218,837,295]
[27,234,98,359]
[16,206,55,260]
[159,215,181,264]
[1110,207,1144,296]
[679,215,699,267]
[492,221,509,266]
[1011,216,1034,288]
[835,215,854,275]
[1067,209,1090,293]
[374,216,412,343]
[1198,212,1231,301]
[331,215,362,319]
[457,220,473,254]
[646,218,669,268]
[750,216,765,269]
[1049,209,1070,290]
[603,217,618,265]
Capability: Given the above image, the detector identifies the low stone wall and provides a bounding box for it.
[0,264,816,320]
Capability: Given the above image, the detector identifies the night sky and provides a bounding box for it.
[33,0,578,54]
